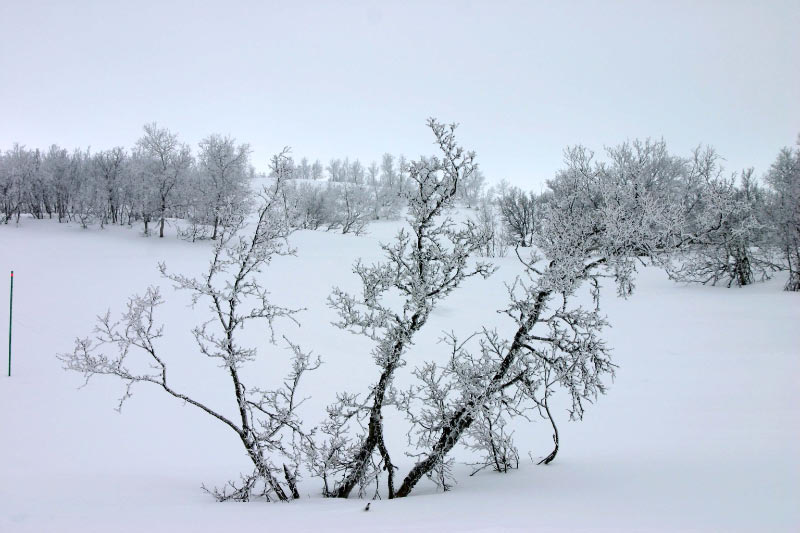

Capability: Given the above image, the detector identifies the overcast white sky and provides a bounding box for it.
[1,0,798,189]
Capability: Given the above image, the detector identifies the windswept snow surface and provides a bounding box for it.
[1,214,798,532]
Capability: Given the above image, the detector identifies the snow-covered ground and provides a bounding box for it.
[1,214,798,532]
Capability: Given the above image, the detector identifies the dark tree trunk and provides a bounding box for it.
[785,248,800,291]
[333,364,396,498]
[159,195,167,238]
[283,464,300,499]
[334,317,420,499]
[394,292,547,498]
[395,406,475,498]
[537,395,559,465]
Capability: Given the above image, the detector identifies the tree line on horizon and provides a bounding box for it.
[2,124,798,291]
[0,123,483,238]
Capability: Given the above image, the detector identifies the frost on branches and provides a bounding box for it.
[59,171,319,502]
[388,142,685,497]
[667,148,777,287]
[764,138,800,291]
[56,122,786,505]
[310,119,494,499]
[179,134,253,242]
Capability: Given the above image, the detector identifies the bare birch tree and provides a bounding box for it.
[60,171,319,501]
[195,134,252,240]
[764,138,800,291]
[136,123,193,238]
[312,119,493,499]
[389,141,684,498]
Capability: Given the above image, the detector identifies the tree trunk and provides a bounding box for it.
[159,196,166,238]
[537,395,559,465]
[395,292,547,498]
[333,365,395,498]
[333,313,422,499]
[785,248,800,291]
[395,406,475,498]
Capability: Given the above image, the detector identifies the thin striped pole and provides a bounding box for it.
[8,271,12,377]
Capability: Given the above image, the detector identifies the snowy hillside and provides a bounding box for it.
[1,212,798,532]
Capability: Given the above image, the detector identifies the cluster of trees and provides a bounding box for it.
[1,127,438,239]
[276,151,485,234]
[0,124,253,239]
[276,152,407,235]
[470,182,546,255]
[474,137,800,292]
[279,151,486,205]
[59,121,799,504]
[766,144,800,291]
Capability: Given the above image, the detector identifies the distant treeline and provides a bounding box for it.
[2,125,798,290]
[0,123,486,238]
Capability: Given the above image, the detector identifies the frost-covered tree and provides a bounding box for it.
[349,159,365,185]
[471,198,509,258]
[282,180,330,230]
[325,181,371,235]
[364,160,402,221]
[310,159,324,181]
[269,149,296,181]
[669,169,775,287]
[498,186,538,247]
[69,148,98,229]
[764,138,800,291]
[22,148,48,220]
[0,145,39,224]
[605,138,685,202]
[313,119,493,499]
[662,147,777,287]
[297,157,312,180]
[128,149,158,234]
[457,168,485,208]
[380,153,398,191]
[367,161,381,219]
[136,123,193,238]
[388,143,684,498]
[327,158,343,182]
[41,145,73,222]
[60,170,319,501]
[194,134,252,240]
[397,154,409,191]
[92,147,128,226]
